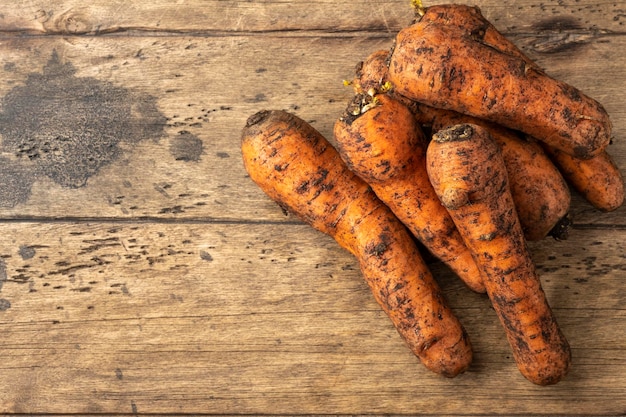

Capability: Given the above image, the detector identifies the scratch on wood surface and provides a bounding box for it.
[378,5,392,33]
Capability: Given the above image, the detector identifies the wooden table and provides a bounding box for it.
[0,0,624,415]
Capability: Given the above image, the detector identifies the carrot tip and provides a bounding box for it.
[340,92,380,125]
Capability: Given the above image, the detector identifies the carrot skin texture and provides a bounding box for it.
[334,94,485,292]
[241,110,473,377]
[426,124,571,385]
[418,106,572,241]
[388,17,611,159]
[492,133,571,240]
[353,49,419,112]
[544,146,625,212]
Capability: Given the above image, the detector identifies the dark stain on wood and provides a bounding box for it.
[79,238,121,255]
[200,250,213,261]
[0,259,6,291]
[0,157,35,208]
[3,62,16,72]
[0,50,167,207]
[19,245,36,260]
[170,131,204,162]
[0,258,9,311]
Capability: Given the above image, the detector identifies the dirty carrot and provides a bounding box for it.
[351,49,571,241]
[420,106,572,241]
[426,123,571,385]
[352,49,418,111]
[544,146,625,212]
[417,4,543,73]
[241,110,473,377]
[352,49,392,95]
[387,13,612,159]
[485,128,572,241]
[333,92,485,292]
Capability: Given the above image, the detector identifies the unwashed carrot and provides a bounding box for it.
[352,49,417,111]
[417,4,543,73]
[387,15,612,159]
[438,3,624,212]
[241,110,472,377]
[426,123,571,385]
[544,146,624,212]
[418,106,572,241]
[334,92,485,292]
[351,49,571,241]
[352,49,392,95]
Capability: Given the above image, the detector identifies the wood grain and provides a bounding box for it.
[0,35,623,224]
[0,0,625,415]
[0,0,623,34]
[1,223,626,414]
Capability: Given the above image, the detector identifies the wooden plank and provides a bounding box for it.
[0,0,623,34]
[0,34,624,226]
[0,222,626,414]
[0,0,623,416]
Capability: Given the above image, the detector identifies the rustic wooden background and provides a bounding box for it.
[0,0,624,415]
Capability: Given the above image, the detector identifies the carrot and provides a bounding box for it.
[333,92,486,292]
[486,130,572,241]
[387,14,612,159]
[417,4,542,73]
[241,110,473,377]
[352,49,418,111]
[352,49,390,95]
[544,146,625,212]
[442,2,623,213]
[426,123,571,385]
[418,106,572,241]
[353,47,572,241]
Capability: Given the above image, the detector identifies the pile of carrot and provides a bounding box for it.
[240,3,623,385]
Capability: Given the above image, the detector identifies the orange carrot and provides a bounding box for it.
[241,110,472,377]
[426,123,571,385]
[544,147,624,212]
[388,13,612,159]
[353,48,572,241]
[353,50,391,95]
[352,49,417,111]
[334,92,485,292]
[418,106,572,241]
[417,4,542,73]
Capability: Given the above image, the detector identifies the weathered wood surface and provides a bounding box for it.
[0,0,625,415]
[1,223,626,414]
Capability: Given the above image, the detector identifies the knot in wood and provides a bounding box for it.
[51,8,95,34]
